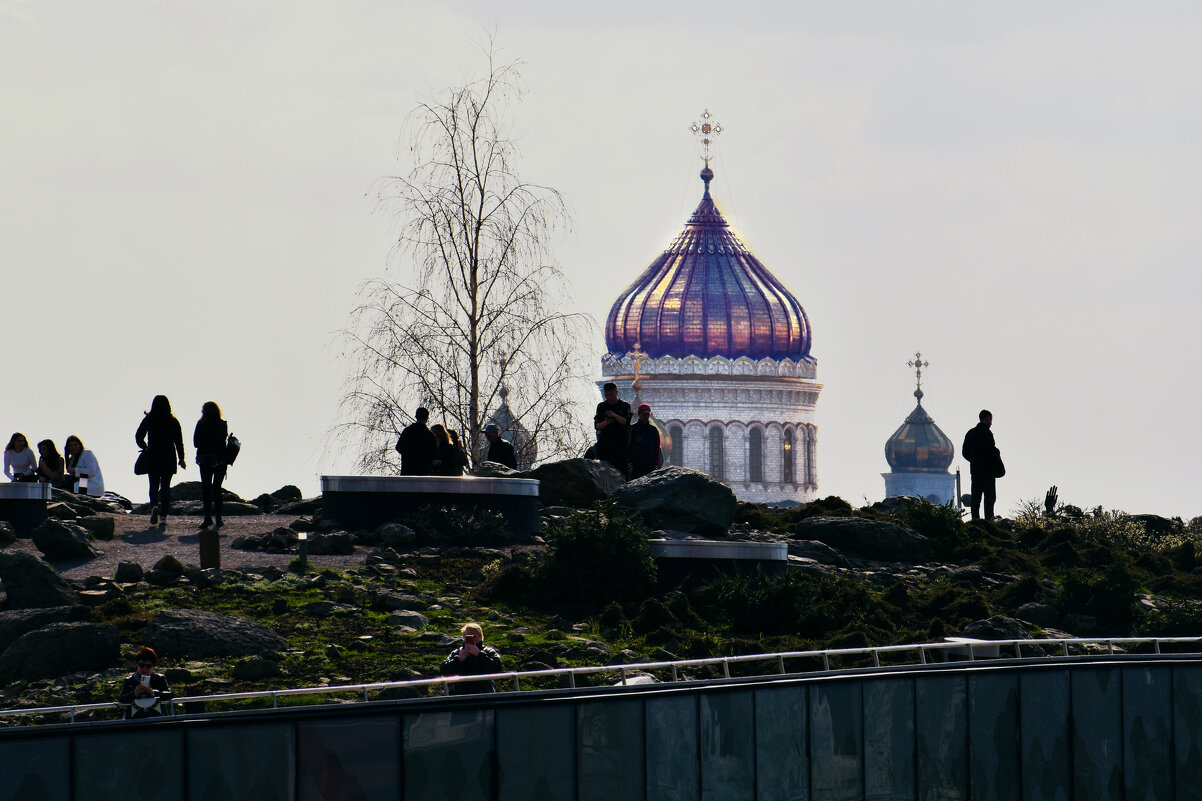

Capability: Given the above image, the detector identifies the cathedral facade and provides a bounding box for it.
[600,119,822,503]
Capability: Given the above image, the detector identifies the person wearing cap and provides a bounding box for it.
[593,382,632,478]
[439,622,504,695]
[628,403,662,479]
[482,424,517,469]
[117,646,172,719]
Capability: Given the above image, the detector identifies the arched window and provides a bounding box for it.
[669,425,683,467]
[783,429,794,484]
[709,427,725,481]
[748,428,763,483]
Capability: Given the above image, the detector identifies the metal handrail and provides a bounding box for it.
[3,635,1198,724]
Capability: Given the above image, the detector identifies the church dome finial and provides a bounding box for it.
[885,353,953,473]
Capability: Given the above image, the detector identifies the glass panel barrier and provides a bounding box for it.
[701,690,753,801]
[754,684,807,801]
[497,704,574,801]
[647,695,699,801]
[1123,666,1171,801]
[75,728,184,801]
[403,709,494,801]
[1070,667,1121,801]
[297,716,400,801]
[810,682,862,801]
[864,677,914,801]
[916,675,967,801]
[1174,664,1202,798]
[0,736,69,801]
[969,673,1019,801]
[188,722,294,801]
[1020,671,1069,801]
[578,699,644,801]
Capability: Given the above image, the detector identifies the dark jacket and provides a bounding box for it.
[628,420,661,477]
[194,416,229,468]
[439,644,504,695]
[485,437,517,469]
[136,414,185,476]
[961,423,1000,477]
[118,671,173,719]
[435,442,468,476]
[396,422,437,475]
[594,400,632,466]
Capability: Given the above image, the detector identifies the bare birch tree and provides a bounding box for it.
[332,51,592,473]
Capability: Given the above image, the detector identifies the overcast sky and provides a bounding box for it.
[2,1,1198,519]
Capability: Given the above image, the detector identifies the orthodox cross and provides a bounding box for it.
[690,110,723,167]
[907,352,929,401]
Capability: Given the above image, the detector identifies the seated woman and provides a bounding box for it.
[117,646,172,719]
[63,435,105,496]
[3,433,36,481]
[431,424,466,476]
[34,440,66,488]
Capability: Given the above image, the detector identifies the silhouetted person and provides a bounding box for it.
[439,622,503,695]
[136,395,187,526]
[483,424,517,469]
[118,646,172,719]
[628,403,661,479]
[395,407,437,475]
[594,382,632,478]
[64,434,105,496]
[431,423,467,476]
[194,401,229,529]
[962,409,1003,521]
[35,439,66,488]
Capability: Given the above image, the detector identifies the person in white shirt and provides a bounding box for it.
[64,435,105,496]
[3,433,37,480]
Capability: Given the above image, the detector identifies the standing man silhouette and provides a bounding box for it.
[962,409,1002,521]
[594,382,632,478]
[395,407,437,475]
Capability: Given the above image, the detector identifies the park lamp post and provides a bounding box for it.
[297,531,308,573]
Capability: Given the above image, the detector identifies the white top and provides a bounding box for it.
[4,448,36,480]
[67,449,105,496]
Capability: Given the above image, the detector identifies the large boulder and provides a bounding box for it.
[792,516,931,563]
[474,462,522,478]
[0,607,85,652]
[0,622,119,684]
[31,518,99,561]
[614,467,737,535]
[962,616,1031,641]
[0,551,82,608]
[144,609,287,658]
[167,481,244,503]
[526,458,624,508]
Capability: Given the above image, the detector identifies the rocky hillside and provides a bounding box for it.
[0,462,1199,723]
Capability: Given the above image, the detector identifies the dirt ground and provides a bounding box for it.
[9,511,367,582]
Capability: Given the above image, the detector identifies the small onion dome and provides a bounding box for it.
[482,385,537,471]
[605,167,812,361]
[884,389,954,473]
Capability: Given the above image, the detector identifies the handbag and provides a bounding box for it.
[134,449,151,476]
[994,453,1006,479]
[225,434,241,466]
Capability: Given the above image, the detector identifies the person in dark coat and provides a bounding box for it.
[395,407,437,475]
[439,622,503,695]
[194,401,229,530]
[431,424,467,476]
[118,646,172,719]
[961,409,1002,521]
[136,395,186,526]
[482,424,517,469]
[594,382,632,478]
[628,403,661,479]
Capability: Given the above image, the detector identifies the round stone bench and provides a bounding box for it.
[320,475,541,537]
[0,482,52,532]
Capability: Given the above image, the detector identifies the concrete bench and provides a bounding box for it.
[0,482,52,532]
[649,538,788,584]
[320,475,541,537]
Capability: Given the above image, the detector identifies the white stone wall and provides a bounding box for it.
[600,354,822,504]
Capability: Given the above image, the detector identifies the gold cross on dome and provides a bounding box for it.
[907,352,929,391]
[690,110,723,166]
[630,342,647,379]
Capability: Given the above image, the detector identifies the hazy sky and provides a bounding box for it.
[3,1,1199,519]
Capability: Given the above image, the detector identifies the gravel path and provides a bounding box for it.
[10,511,368,582]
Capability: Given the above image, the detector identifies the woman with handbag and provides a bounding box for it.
[193,401,228,529]
[135,395,186,526]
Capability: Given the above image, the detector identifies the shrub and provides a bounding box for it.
[536,503,657,611]
[714,571,874,637]
[1056,561,1140,630]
